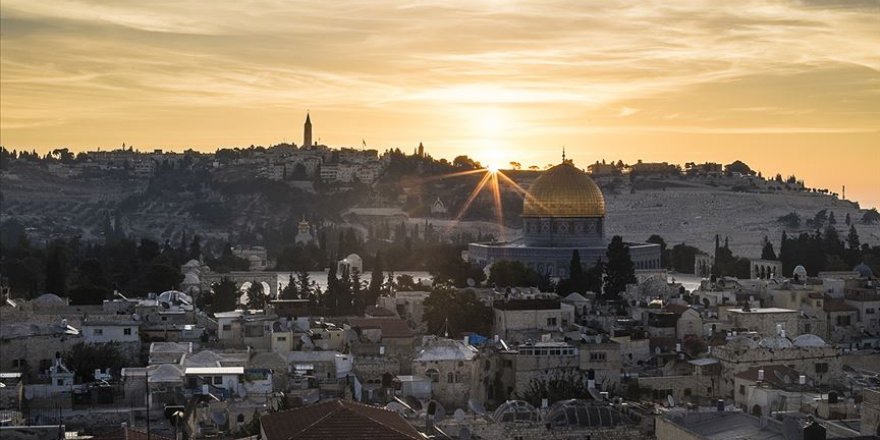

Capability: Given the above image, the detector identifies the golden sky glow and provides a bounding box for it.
[1,1,878,206]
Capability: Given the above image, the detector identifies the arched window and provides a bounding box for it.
[426,369,439,383]
[447,372,454,383]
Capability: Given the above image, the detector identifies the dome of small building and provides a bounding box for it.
[758,335,793,350]
[31,293,67,308]
[345,254,362,265]
[546,400,628,428]
[792,334,826,348]
[182,259,201,270]
[792,265,808,279]
[854,263,874,279]
[522,161,606,218]
[492,400,541,423]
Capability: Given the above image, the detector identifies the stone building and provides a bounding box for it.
[862,388,880,437]
[578,335,623,390]
[719,306,800,338]
[411,337,485,408]
[493,295,575,342]
[0,322,82,377]
[711,333,841,397]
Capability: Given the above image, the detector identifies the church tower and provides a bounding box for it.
[303,113,313,148]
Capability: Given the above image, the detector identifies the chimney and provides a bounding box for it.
[758,369,764,381]
[799,375,806,385]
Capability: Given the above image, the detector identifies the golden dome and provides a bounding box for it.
[522,161,606,218]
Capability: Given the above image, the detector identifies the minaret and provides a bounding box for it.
[418,142,424,158]
[303,113,313,148]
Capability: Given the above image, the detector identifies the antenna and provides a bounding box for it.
[562,146,566,162]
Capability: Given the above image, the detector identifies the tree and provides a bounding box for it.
[646,235,669,268]
[518,369,595,406]
[604,236,635,299]
[761,237,777,260]
[777,212,801,228]
[669,243,700,274]
[210,277,238,313]
[368,251,384,305]
[724,160,753,175]
[280,274,299,299]
[64,342,128,383]
[488,260,540,288]
[423,286,492,336]
[847,225,861,251]
[45,243,69,296]
[143,263,183,293]
[247,281,267,310]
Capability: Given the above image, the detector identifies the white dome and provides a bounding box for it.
[758,335,793,350]
[32,293,66,307]
[182,259,201,269]
[492,400,540,423]
[345,253,362,264]
[793,265,807,279]
[792,334,826,348]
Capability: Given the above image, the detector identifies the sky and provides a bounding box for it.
[1,0,878,207]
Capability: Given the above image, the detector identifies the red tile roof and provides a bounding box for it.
[260,400,423,440]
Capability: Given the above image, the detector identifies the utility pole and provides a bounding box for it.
[145,371,151,440]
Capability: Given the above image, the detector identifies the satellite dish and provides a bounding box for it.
[468,398,486,416]
[427,400,446,423]
[466,278,475,287]
[453,409,465,422]
[210,411,227,426]
[385,402,408,415]
[667,395,675,407]
[131,313,140,321]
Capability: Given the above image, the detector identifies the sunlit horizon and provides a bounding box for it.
[1,0,878,207]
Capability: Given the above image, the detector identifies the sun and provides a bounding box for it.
[486,163,500,173]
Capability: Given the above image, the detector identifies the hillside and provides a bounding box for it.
[1,159,877,262]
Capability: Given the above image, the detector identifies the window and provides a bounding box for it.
[57,379,64,386]
[277,336,287,342]
[426,369,440,383]
[804,323,811,334]
[93,328,104,336]
[123,328,132,335]
[547,317,557,327]
[12,359,19,368]
[447,372,454,383]
[503,360,513,368]
[837,315,851,326]
[222,324,232,331]
[213,376,223,385]
[867,308,875,315]
[161,316,168,321]
[739,385,745,395]
[815,363,829,374]
[590,352,607,362]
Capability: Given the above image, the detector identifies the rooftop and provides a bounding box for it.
[260,399,422,440]
[184,367,244,375]
[727,307,797,314]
